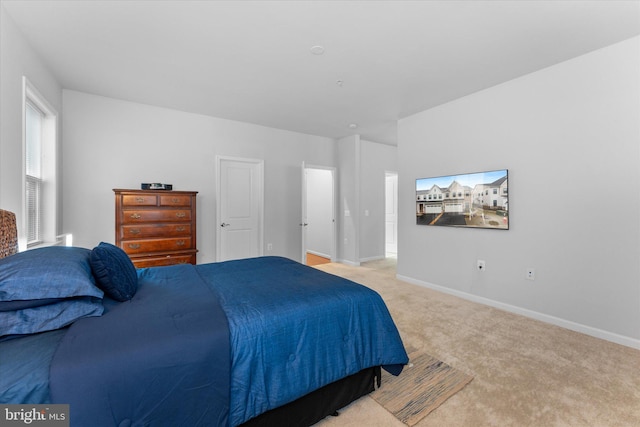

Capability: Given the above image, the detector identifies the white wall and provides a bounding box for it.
[360,140,398,261]
[397,37,640,347]
[337,135,360,264]
[62,90,336,264]
[337,136,398,264]
[0,7,63,240]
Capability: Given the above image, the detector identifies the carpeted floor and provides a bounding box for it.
[314,258,640,427]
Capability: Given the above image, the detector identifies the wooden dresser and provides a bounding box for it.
[114,189,197,268]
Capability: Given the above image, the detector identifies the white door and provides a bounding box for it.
[301,162,308,264]
[301,163,336,264]
[216,156,264,262]
[385,172,398,255]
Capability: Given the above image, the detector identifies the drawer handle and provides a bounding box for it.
[128,243,141,249]
[176,240,186,246]
[171,198,179,203]
[130,229,141,235]
[130,213,141,219]
[175,226,186,232]
[175,212,186,218]
[135,197,145,203]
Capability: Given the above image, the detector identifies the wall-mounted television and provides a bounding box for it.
[416,169,508,229]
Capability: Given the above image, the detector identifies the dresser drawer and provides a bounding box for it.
[160,194,192,207]
[122,194,158,206]
[120,224,191,239]
[131,254,196,268]
[121,209,192,223]
[121,237,193,254]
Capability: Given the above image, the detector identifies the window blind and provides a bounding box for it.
[25,102,43,246]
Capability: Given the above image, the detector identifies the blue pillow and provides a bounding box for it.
[0,246,103,302]
[0,246,105,336]
[0,297,104,337]
[0,298,63,312]
[90,242,138,302]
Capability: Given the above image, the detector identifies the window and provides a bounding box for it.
[25,102,44,245]
[23,77,57,248]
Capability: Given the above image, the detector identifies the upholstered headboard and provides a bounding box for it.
[0,209,19,258]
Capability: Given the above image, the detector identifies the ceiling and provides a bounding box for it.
[3,0,639,145]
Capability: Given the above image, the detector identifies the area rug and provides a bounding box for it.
[371,352,474,426]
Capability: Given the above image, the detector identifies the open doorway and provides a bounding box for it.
[302,165,336,266]
[385,172,398,258]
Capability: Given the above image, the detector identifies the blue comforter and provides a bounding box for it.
[50,264,230,427]
[196,257,408,426]
[50,257,408,426]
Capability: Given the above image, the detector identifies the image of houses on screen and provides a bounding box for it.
[416,169,508,229]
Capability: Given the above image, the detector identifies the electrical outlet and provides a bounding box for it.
[477,260,486,272]
[267,243,273,251]
[526,268,535,280]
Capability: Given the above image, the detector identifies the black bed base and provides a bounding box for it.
[240,366,382,427]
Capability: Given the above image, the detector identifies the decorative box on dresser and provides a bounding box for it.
[114,189,198,268]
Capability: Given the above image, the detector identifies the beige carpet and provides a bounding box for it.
[371,352,473,426]
[314,258,640,427]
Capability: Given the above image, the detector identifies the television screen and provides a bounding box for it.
[416,169,508,229]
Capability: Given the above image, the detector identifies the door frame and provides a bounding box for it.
[385,171,398,256]
[215,155,264,262]
[301,163,337,264]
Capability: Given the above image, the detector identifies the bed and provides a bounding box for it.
[0,235,408,426]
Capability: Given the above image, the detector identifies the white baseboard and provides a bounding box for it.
[337,258,361,266]
[359,255,385,263]
[397,274,640,350]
